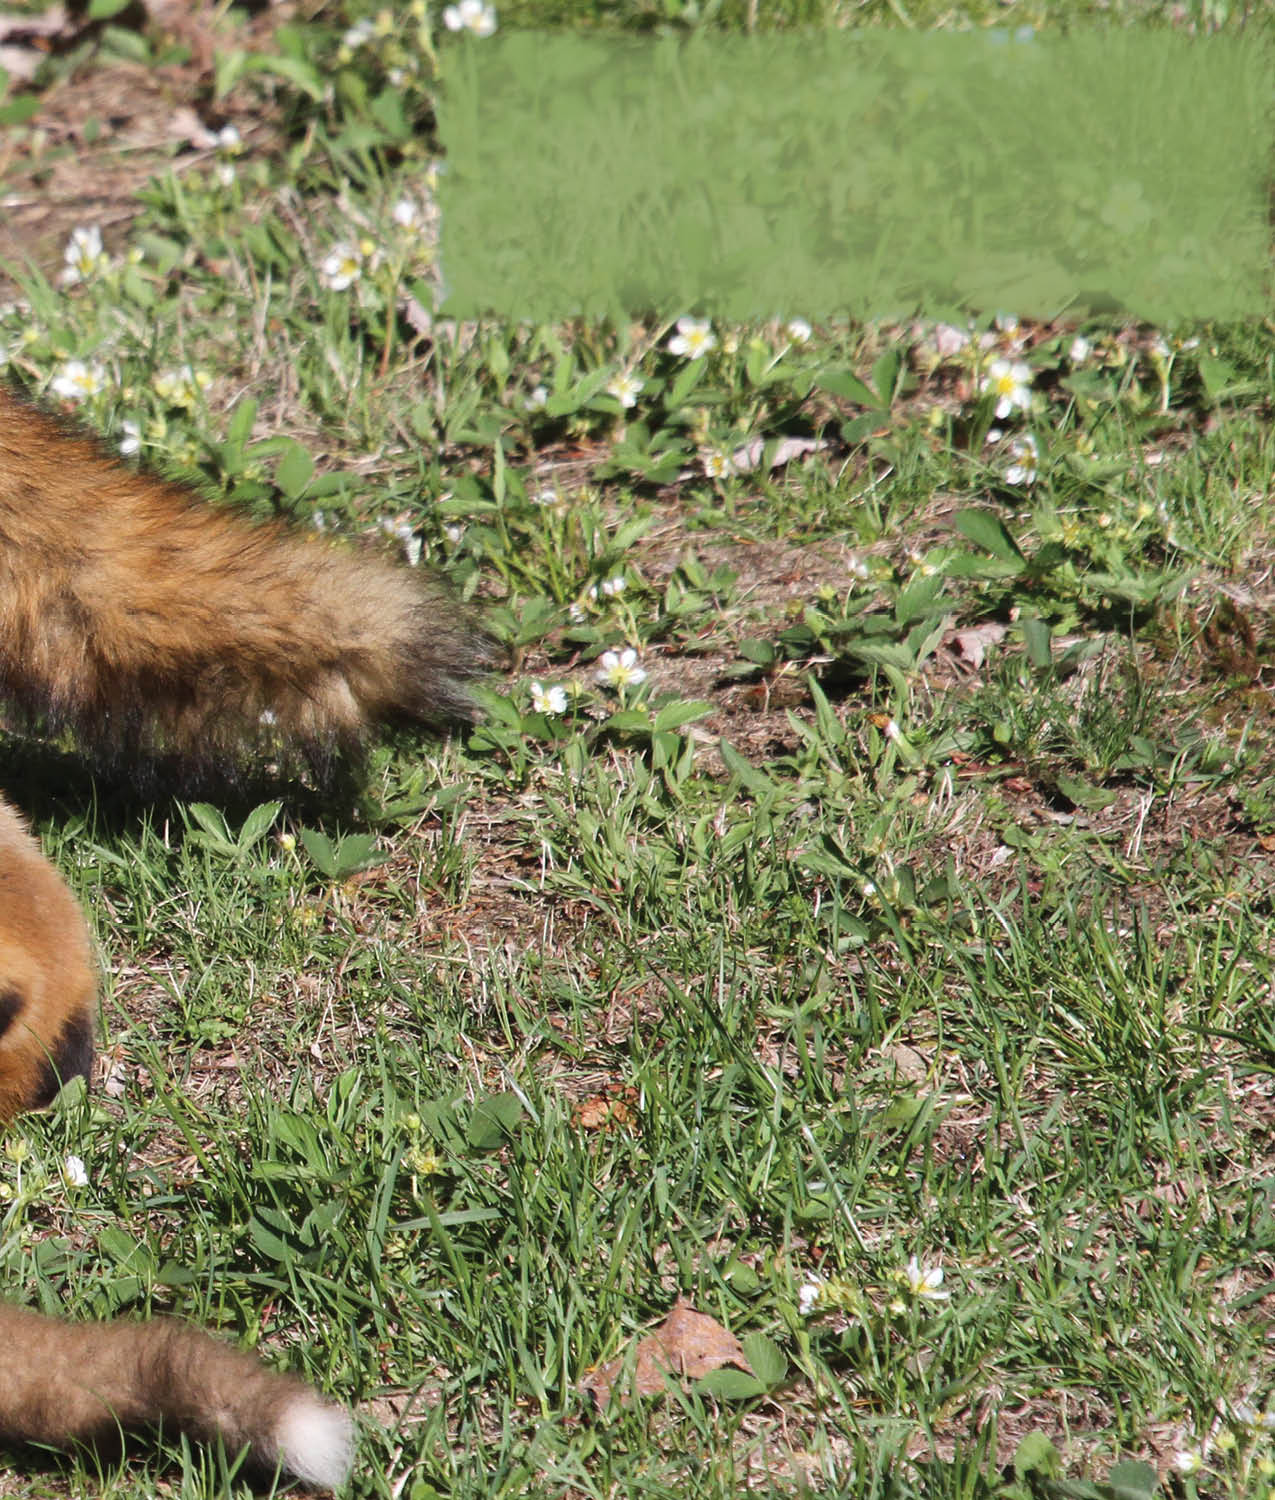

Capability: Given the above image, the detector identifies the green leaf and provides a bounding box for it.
[238,801,283,850]
[667,359,707,410]
[299,828,338,879]
[247,1215,295,1262]
[1020,616,1053,670]
[467,1092,524,1150]
[870,348,902,405]
[816,369,881,408]
[653,700,713,733]
[1053,775,1117,811]
[1105,1459,1159,1497]
[694,1368,766,1400]
[88,0,133,16]
[954,508,1024,564]
[275,441,315,499]
[1197,354,1238,402]
[187,803,233,850]
[719,739,775,796]
[740,1332,787,1388]
[1012,1431,1061,1480]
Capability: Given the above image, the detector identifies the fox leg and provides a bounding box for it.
[0,796,94,1121]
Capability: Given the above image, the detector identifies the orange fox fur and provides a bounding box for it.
[0,384,491,1486]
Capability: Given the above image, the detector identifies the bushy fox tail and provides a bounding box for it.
[0,1306,353,1488]
[0,385,493,768]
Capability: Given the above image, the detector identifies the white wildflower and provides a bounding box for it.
[530,681,568,715]
[786,318,812,344]
[59,225,110,287]
[62,1155,89,1189]
[901,1255,950,1302]
[1004,433,1039,486]
[667,316,716,360]
[50,359,106,402]
[703,449,734,480]
[153,365,210,409]
[319,241,364,292]
[380,516,423,567]
[342,18,376,48]
[797,1277,824,1316]
[443,0,497,35]
[981,357,1032,419]
[118,419,142,457]
[606,371,642,409]
[524,385,548,412]
[595,647,647,691]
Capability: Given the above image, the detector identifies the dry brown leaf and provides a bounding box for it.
[730,435,827,474]
[951,621,1008,670]
[579,1298,753,1409]
[0,7,69,40]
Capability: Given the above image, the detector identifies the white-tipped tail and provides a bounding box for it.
[275,1397,355,1489]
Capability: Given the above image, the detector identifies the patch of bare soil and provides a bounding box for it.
[0,2,288,285]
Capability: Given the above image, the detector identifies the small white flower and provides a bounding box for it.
[443,523,463,545]
[1149,335,1171,362]
[379,516,422,566]
[848,554,870,582]
[524,385,548,412]
[319,241,363,292]
[932,322,970,358]
[596,647,647,691]
[392,197,422,231]
[981,357,1033,419]
[883,719,901,742]
[703,450,734,480]
[50,359,106,402]
[606,371,642,409]
[215,162,236,187]
[1173,1450,1203,1476]
[443,0,497,35]
[153,365,210,409]
[216,124,241,152]
[668,316,716,360]
[598,575,626,598]
[862,880,877,897]
[62,1155,89,1189]
[1068,335,1092,364]
[797,1277,824,1316]
[60,225,109,287]
[902,1255,950,1302]
[1004,433,1039,486]
[530,681,568,715]
[786,317,812,344]
[343,18,376,48]
[118,419,142,457]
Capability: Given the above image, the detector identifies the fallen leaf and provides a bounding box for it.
[951,621,1007,670]
[730,435,827,474]
[579,1298,754,1409]
[0,7,68,40]
[169,106,220,151]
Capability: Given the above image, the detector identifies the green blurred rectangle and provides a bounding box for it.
[436,30,1270,324]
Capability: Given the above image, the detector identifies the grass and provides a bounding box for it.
[0,1,1273,1497]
